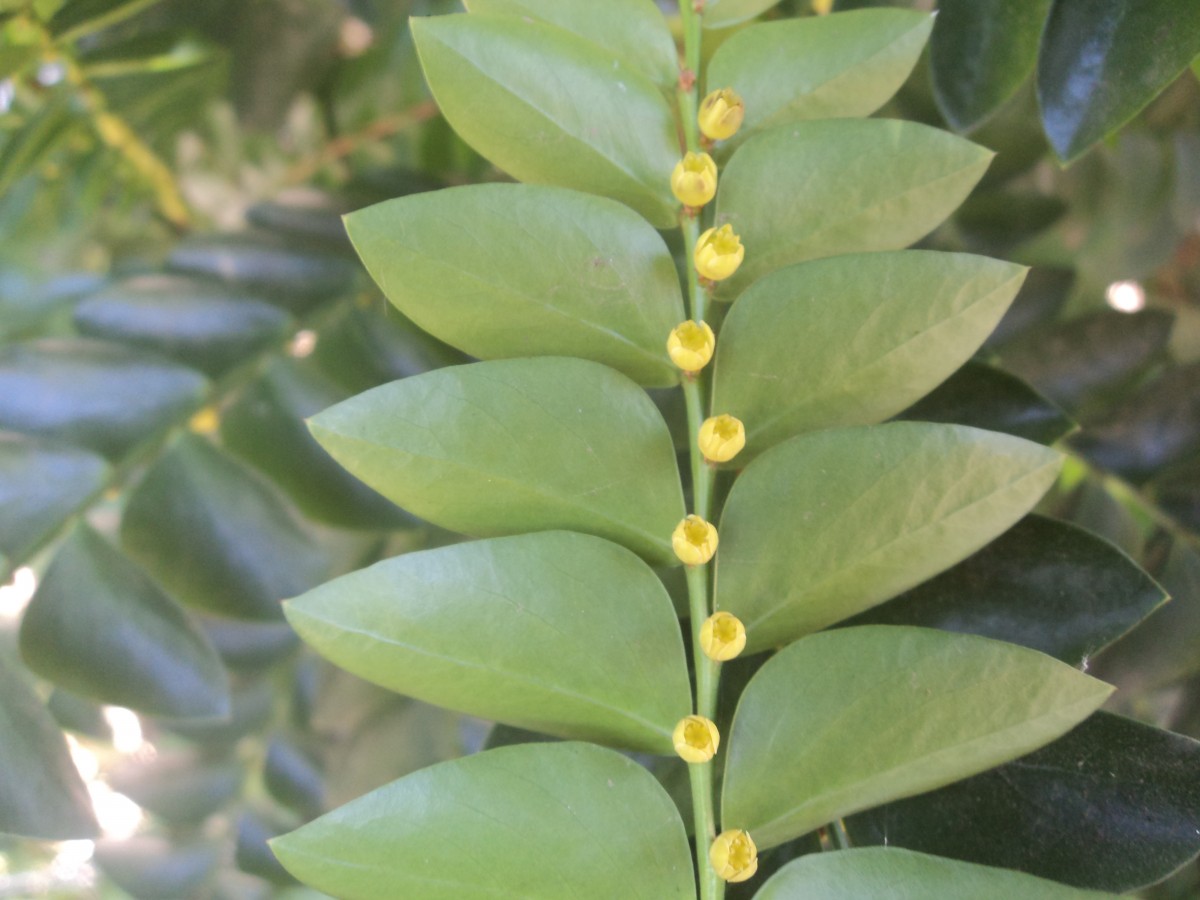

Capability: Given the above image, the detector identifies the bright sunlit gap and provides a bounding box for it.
[103,707,147,755]
[289,329,318,358]
[0,566,37,620]
[1105,280,1146,313]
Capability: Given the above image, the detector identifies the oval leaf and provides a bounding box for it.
[463,0,678,92]
[847,514,1166,666]
[285,531,691,754]
[714,422,1062,652]
[711,251,1026,460]
[411,15,679,227]
[703,0,784,30]
[121,435,330,620]
[721,626,1113,849]
[19,525,230,719]
[707,10,932,148]
[0,338,208,458]
[756,847,1116,899]
[343,184,685,387]
[713,120,993,298]
[846,713,1200,894]
[1038,0,1200,162]
[271,742,694,899]
[309,358,685,565]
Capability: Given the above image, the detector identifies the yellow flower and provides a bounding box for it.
[666,320,715,373]
[671,151,718,208]
[672,515,718,566]
[673,715,720,763]
[700,612,747,661]
[694,224,744,282]
[710,830,758,883]
[698,88,745,141]
[698,414,745,463]
[812,0,833,13]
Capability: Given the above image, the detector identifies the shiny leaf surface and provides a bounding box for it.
[703,0,785,29]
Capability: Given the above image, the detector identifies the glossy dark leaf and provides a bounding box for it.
[847,713,1200,893]
[996,310,1174,413]
[20,526,231,719]
[847,515,1166,666]
[164,677,275,747]
[0,652,98,839]
[167,232,357,313]
[94,837,220,900]
[896,362,1075,446]
[930,0,1052,132]
[264,737,325,819]
[0,339,208,458]
[984,267,1074,349]
[73,274,292,376]
[1038,0,1200,162]
[121,435,330,620]
[1152,458,1200,535]
[1072,362,1200,483]
[199,615,298,672]
[0,432,109,571]
[221,359,412,529]
[236,812,298,886]
[955,190,1068,251]
[246,189,354,251]
[108,752,243,826]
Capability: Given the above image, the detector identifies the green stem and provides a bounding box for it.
[681,214,710,326]
[830,818,852,851]
[688,759,722,900]
[682,377,713,520]
[676,1,702,153]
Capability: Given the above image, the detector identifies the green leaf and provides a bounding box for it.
[703,0,784,30]
[108,752,244,826]
[0,652,99,839]
[48,0,166,42]
[411,15,679,227]
[848,515,1166,666]
[714,422,1062,652]
[94,837,220,900]
[711,251,1026,460]
[0,432,109,569]
[309,358,685,564]
[847,713,1200,895]
[73,274,292,376]
[721,626,1113,849]
[121,435,331,620]
[896,362,1076,446]
[344,184,685,387]
[1038,0,1200,162]
[272,742,694,899]
[285,531,691,754]
[19,525,230,719]
[754,847,1116,899]
[930,0,1053,132]
[713,120,993,298]
[706,10,932,148]
[0,93,81,198]
[0,338,208,458]
[463,0,678,92]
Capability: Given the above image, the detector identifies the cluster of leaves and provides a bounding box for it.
[0,0,1198,897]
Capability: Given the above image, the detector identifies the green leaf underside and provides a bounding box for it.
[712,251,1027,460]
[344,184,684,387]
[722,626,1113,849]
[703,0,785,30]
[20,526,229,720]
[714,119,993,298]
[271,742,694,899]
[929,0,1053,133]
[411,15,679,227]
[463,0,678,91]
[707,10,932,148]
[714,422,1062,652]
[285,531,690,754]
[308,358,685,565]
[755,847,1117,898]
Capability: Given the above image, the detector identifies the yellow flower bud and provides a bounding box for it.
[812,0,833,14]
[666,320,715,373]
[694,224,745,282]
[698,414,746,463]
[709,830,758,883]
[700,612,747,661]
[671,151,718,208]
[672,515,718,566]
[698,87,745,141]
[673,715,720,763]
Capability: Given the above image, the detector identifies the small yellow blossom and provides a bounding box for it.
[671,151,718,208]
[700,612,747,661]
[666,320,715,372]
[188,406,220,435]
[709,830,758,883]
[694,224,745,282]
[698,414,746,463]
[672,515,718,566]
[812,0,833,14]
[698,88,745,141]
[673,715,720,763]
